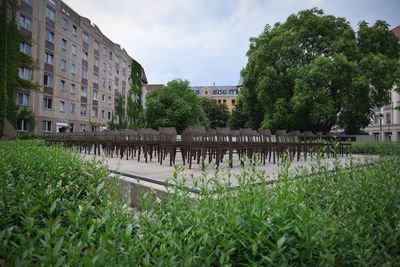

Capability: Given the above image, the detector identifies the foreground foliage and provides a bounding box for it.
[1,141,400,265]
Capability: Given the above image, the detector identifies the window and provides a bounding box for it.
[232,99,236,106]
[387,113,392,124]
[18,67,32,80]
[107,111,111,120]
[45,30,55,43]
[109,51,112,60]
[108,96,111,104]
[17,92,30,106]
[20,42,32,56]
[92,107,98,117]
[102,78,106,88]
[81,86,87,97]
[229,90,236,95]
[43,74,53,87]
[19,15,32,31]
[17,119,28,132]
[45,6,55,21]
[92,90,98,100]
[72,25,77,36]
[61,38,67,50]
[103,63,106,74]
[374,114,379,125]
[71,44,77,55]
[108,80,112,91]
[103,47,107,57]
[83,32,89,43]
[60,58,67,71]
[59,101,65,112]
[71,63,77,74]
[70,83,75,94]
[62,17,68,30]
[80,103,87,116]
[108,64,112,75]
[94,56,99,67]
[94,40,99,50]
[70,103,76,114]
[80,124,86,132]
[222,90,227,94]
[60,80,66,92]
[82,51,88,61]
[102,94,105,102]
[101,110,105,119]
[81,66,88,79]
[43,121,52,132]
[218,90,221,94]
[21,0,33,6]
[93,73,99,84]
[44,52,54,65]
[43,97,52,109]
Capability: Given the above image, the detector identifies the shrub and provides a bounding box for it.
[1,141,400,265]
[0,140,137,265]
[351,141,400,155]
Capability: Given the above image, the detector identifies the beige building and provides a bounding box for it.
[191,85,240,112]
[365,25,400,141]
[16,0,146,134]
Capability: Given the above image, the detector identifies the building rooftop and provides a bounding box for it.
[392,25,400,39]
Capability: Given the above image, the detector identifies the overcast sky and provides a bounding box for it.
[64,0,399,86]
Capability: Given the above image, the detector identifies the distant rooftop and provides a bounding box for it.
[393,25,400,39]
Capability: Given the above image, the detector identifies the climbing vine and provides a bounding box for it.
[126,59,145,128]
[0,0,37,136]
[16,108,35,132]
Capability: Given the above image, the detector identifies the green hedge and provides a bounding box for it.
[351,141,400,155]
[1,141,400,265]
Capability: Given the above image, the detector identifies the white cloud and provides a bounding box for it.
[64,0,400,85]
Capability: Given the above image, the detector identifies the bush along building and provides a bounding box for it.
[12,0,147,134]
[366,25,400,141]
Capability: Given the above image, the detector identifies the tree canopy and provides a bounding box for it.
[232,8,400,133]
[145,79,208,133]
[202,98,229,128]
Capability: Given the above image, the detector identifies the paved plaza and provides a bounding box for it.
[81,151,376,190]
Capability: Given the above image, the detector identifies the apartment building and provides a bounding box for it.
[190,85,240,112]
[16,0,147,134]
[365,25,400,141]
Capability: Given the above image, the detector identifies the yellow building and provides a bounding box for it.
[191,85,240,112]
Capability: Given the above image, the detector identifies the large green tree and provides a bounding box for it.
[235,8,400,133]
[202,98,229,128]
[145,79,208,133]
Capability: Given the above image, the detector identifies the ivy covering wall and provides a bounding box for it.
[126,59,144,128]
[0,0,37,135]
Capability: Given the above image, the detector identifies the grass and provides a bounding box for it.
[1,140,400,265]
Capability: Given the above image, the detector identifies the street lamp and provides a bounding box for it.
[379,113,384,142]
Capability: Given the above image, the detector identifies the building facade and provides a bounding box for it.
[16,0,146,134]
[190,85,239,112]
[365,25,400,141]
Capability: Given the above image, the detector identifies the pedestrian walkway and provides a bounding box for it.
[82,152,376,190]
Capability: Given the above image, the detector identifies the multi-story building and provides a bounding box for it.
[190,84,240,112]
[16,0,147,134]
[365,25,400,141]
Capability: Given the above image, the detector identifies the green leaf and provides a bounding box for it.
[277,236,286,249]
[50,201,57,214]
[96,182,105,194]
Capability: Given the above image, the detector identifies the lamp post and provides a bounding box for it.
[379,113,384,142]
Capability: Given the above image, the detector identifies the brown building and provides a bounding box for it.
[16,0,147,134]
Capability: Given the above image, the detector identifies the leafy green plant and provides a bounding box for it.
[351,141,400,155]
[1,140,400,265]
